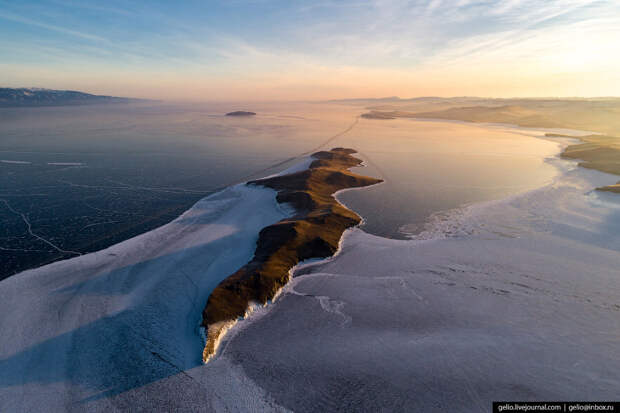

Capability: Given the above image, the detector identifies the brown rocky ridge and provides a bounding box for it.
[201,147,382,362]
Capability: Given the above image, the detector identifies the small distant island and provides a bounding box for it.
[361,111,396,120]
[226,111,256,116]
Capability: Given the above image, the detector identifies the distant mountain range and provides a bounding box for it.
[329,96,620,106]
[0,88,141,107]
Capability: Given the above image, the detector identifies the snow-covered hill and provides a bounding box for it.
[0,88,136,107]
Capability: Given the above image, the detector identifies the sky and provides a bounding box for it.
[1,0,619,101]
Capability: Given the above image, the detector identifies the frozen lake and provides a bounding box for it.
[1,102,565,277]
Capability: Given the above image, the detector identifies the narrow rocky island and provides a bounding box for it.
[201,147,382,362]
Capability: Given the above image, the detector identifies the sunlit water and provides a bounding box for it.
[336,117,561,238]
[0,101,559,277]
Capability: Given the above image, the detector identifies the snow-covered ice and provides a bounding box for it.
[1,129,619,411]
[0,182,292,411]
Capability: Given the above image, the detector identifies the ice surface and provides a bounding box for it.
[1,130,619,411]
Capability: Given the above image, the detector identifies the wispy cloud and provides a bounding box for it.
[0,10,107,42]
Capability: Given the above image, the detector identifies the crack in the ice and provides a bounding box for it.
[0,198,82,256]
